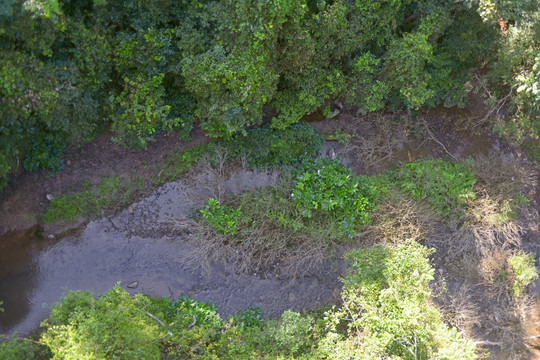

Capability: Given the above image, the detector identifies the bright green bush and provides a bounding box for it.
[200,198,243,235]
[292,157,379,237]
[165,296,222,332]
[231,306,263,329]
[41,286,163,360]
[320,241,477,359]
[392,159,477,219]
[268,310,314,357]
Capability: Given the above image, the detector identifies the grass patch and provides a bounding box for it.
[155,143,215,184]
[509,251,538,297]
[390,158,477,219]
[41,143,216,224]
[42,176,143,223]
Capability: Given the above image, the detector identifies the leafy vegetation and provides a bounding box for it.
[226,123,324,169]
[42,175,144,223]
[41,123,321,225]
[200,198,243,236]
[391,159,477,219]
[3,0,539,190]
[292,157,378,237]
[323,241,477,359]
[0,335,48,360]
[1,1,538,358]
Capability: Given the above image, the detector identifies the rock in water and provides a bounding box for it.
[127,281,138,289]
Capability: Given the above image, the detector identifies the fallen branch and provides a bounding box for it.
[188,315,197,330]
[474,340,503,346]
[423,120,458,161]
[146,312,172,336]
[21,338,46,346]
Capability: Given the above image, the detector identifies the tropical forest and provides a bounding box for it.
[0,0,539,359]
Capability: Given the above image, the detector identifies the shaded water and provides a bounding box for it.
[0,169,344,335]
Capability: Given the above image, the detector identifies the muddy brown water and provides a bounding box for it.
[0,168,345,336]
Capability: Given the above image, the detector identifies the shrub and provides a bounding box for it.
[267,310,314,356]
[231,306,263,328]
[23,130,65,172]
[41,286,163,360]
[292,157,379,237]
[0,335,46,360]
[165,296,222,330]
[200,198,243,235]
[320,240,477,359]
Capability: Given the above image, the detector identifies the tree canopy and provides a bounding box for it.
[1,0,538,189]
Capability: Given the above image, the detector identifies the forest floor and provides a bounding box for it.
[0,94,539,359]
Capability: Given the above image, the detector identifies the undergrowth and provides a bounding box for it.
[225,122,324,168]
[42,142,214,223]
[193,158,379,276]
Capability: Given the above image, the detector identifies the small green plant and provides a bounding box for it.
[166,296,222,329]
[292,157,378,237]
[509,251,538,296]
[200,198,243,235]
[333,128,353,145]
[392,159,477,219]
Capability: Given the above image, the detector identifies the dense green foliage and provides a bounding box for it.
[0,334,48,360]
[226,123,324,168]
[292,157,378,237]
[4,0,538,190]
[200,198,243,235]
[323,241,477,359]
